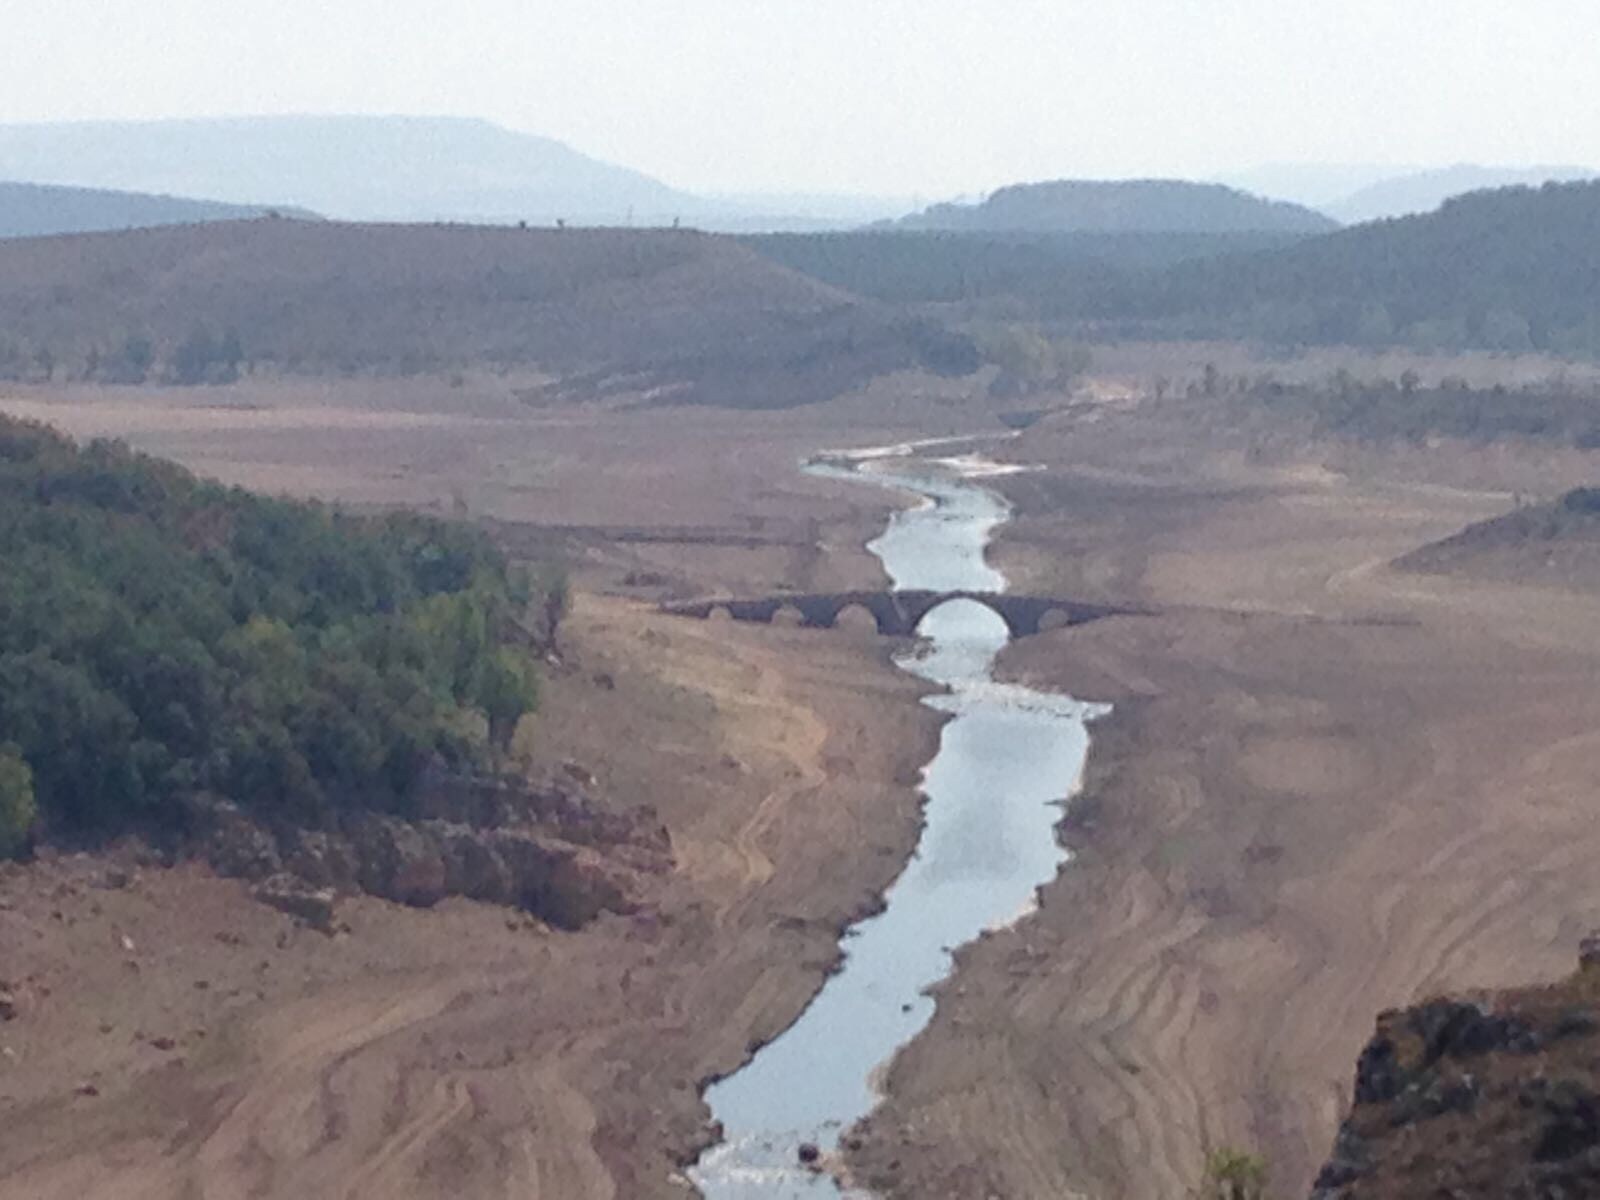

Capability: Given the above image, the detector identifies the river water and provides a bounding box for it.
[689,440,1099,1199]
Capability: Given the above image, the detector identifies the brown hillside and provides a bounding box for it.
[1397,487,1600,588]
[0,220,975,405]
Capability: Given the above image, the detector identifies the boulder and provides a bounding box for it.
[189,796,281,880]
[254,874,337,932]
[345,814,447,907]
[438,826,515,904]
[282,831,359,892]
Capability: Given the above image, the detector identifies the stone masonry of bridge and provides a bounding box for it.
[658,590,1128,640]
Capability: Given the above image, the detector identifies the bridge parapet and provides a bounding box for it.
[659,590,1126,640]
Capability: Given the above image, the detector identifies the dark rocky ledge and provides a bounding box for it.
[184,769,672,932]
[1311,940,1600,1199]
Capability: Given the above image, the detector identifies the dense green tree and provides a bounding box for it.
[0,745,36,858]
[0,415,555,849]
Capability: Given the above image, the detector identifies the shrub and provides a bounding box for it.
[0,745,36,858]
[1561,487,1600,514]
[1200,1147,1269,1200]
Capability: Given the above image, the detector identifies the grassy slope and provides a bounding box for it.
[0,220,975,405]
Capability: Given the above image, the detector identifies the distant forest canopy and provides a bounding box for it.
[0,220,979,404]
[885,179,1339,235]
[752,181,1600,359]
[0,415,558,857]
[1193,364,1600,448]
[1136,181,1600,356]
[743,230,1308,310]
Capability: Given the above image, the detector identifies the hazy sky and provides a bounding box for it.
[6,0,1600,196]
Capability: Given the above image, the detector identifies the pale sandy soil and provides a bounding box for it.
[848,391,1600,1198]
[0,373,996,598]
[8,365,1600,1200]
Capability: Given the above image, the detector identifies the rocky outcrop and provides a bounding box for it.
[186,774,670,931]
[254,874,337,932]
[1312,945,1600,1198]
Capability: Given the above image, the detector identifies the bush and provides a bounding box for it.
[0,745,36,858]
[1561,487,1600,514]
[1200,1147,1269,1200]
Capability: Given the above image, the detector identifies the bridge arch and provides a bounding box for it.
[770,603,806,628]
[1037,607,1075,634]
[833,602,880,634]
[912,595,1012,639]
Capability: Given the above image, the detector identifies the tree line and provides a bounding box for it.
[1221,369,1600,448]
[0,415,557,856]
[748,182,1600,360]
[0,323,247,385]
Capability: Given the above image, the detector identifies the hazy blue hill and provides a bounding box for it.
[1326,164,1597,223]
[1216,163,1416,209]
[889,179,1338,235]
[0,180,316,239]
[0,115,703,225]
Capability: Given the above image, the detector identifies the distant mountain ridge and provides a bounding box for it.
[0,180,316,239]
[0,116,909,233]
[1325,164,1598,223]
[1216,163,1416,209]
[888,179,1339,235]
[0,115,707,226]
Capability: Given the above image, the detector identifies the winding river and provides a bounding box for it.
[689,439,1100,1199]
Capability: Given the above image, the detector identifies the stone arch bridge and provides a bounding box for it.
[659,590,1126,640]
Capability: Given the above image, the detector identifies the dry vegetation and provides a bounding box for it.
[0,221,976,405]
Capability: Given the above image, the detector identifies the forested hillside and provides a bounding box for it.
[753,181,1600,358]
[0,416,551,857]
[743,229,1303,310]
[1143,180,1600,354]
[0,220,977,403]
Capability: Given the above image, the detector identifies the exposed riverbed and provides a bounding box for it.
[689,440,1101,1198]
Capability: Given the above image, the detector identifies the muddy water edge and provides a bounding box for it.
[689,440,1101,1199]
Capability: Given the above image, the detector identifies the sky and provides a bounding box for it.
[5,0,1600,197]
